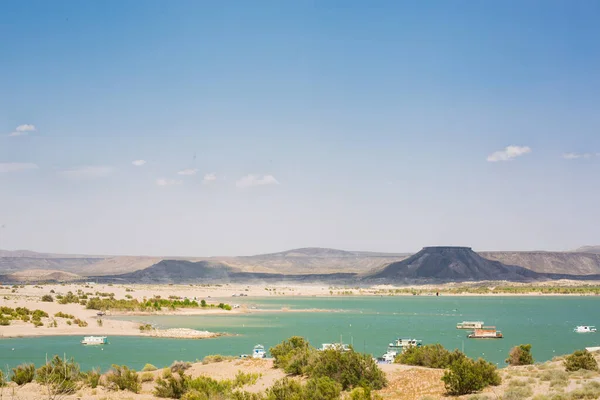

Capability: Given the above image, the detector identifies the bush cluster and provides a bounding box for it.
[10,363,35,385]
[441,357,501,395]
[395,344,464,369]
[564,350,599,372]
[105,364,141,393]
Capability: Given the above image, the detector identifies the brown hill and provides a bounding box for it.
[480,251,600,275]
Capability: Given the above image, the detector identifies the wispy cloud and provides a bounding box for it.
[132,160,146,166]
[486,146,532,162]
[236,174,279,188]
[8,124,36,137]
[0,162,39,173]
[60,166,114,179]
[562,152,595,160]
[203,173,217,184]
[177,168,198,176]
[156,178,183,186]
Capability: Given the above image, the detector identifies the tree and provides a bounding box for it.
[270,336,313,375]
[441,357,501,395]
[506,344,534,366]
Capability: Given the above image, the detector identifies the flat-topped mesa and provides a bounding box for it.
[421,246,473,251]
[363,245,540,283]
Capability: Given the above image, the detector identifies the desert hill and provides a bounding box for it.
[480,251,600,275]
[364,246,541,283]
[572,245,600,254]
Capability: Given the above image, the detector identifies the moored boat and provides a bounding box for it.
[81,336,108,345]
[252,344,266,358]
[457,321,484,329]
[467,327,503,339]
[575,326,597,333]
[381,338,422,362]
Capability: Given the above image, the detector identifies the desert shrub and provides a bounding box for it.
[0,370,5,387]
[154,371,189,398]
[143,363,158,372]
[540,369,568,384]
[396,344,465,369]
[303,376,342,400]
[33,320,43,327]
[349,387,383,400]
[140,323,153,332]
[0,317,10,326]
[200,300,207,307]
[564,350,598,372]
[141,372,155,382]
[508,379,528,387]
[170,361,192,373]
[270,336,314,374]
[265,377,303,400]
[506,344,534,366]
[66,320,72,325]
[58,291,80,304]
[105,364,141,393]
[85,368,101,388]
[306,347,387,391]
[54,312,75,319]
[36,355,81,394]
[502,385,533,400]
[233,371,261,387]
[73,318,88,327]
[41,294,54,302]
[442,357,501,395]
[568,381,600,399]
[10,363,35,385]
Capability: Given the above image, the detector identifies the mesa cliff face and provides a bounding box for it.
[363,246,541,283]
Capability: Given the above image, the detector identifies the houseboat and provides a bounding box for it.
[575,326,597,333]
[467,327,503,339]
[319,343,351,352]
[81,336,108,345]
[457,321,484,330]
[252,345,266,359]
[381,338,422,363]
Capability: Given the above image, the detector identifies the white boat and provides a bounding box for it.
[252,344,266,358]
[381,338,422,363]
[457,321,484,329]
[319,343,351,352]
[585,347,600,352]
[575,326,597,333]
[81,336,108,345]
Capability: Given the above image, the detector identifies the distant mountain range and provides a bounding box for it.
[1,245,600,284]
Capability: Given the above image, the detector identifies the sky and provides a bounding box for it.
[1,1,599,256]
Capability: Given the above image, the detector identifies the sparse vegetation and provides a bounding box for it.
[396,344,465,369]
[201,355,236,364]
[36,355,81,395]
[170,361,192,373]
[54,312,74,319]
[84,369,101,388]
[143,363,158,372]
[41,294,54,302]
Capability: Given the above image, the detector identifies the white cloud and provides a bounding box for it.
[132,160,146,166]
[486,146,532,162]
[8,124,36,137]
[236,174,279,188]
[562,152,594,160]
[60,166,114,179]
[0,162,39,173]
[177,168,198,176]
[203,173,217,184]
[156,178,183,186]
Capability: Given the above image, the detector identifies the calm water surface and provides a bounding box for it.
[1,296,599,371]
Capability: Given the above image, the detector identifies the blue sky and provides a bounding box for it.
[1,1,599,256]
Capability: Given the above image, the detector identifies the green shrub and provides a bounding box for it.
[143,363,158,372]
[10,363,35,385]
[85,368,101,388]
[54,312,75,319]
[35,355,81,394]
[303,376,342,400]
[73,318,88,327]
[0,317,10,326]
[265,377,303,400]
[201,355,236,364]
[270,336,313,374]
[506,344,534,366]
[41,294,54,302]
[395,344,464,369]
[154,371,189,398]
[105,364,141,393]
[140,323,153,332]
[141,372,155,382]
[349,387,382,400]
[233,371,260,387]
[564,350,598,372]
[442,357,501,395]
[306,347,387,391]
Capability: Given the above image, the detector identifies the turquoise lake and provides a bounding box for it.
[2,296,600,371]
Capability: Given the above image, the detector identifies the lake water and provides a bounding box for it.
[1,296,600,371]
